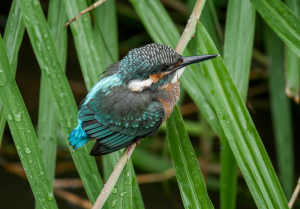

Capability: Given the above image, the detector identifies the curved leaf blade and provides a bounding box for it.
[36,0,68,189]
[0,0,25,145]
[0,35,58,209]
[167,106,214,209]
[249,0,300,57]
[221,0,255,208]
[265,26,294,197]
[18,0,103,203]
[196,22,289,208]
[285,0,300,102]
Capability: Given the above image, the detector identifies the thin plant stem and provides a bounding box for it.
[289,177,300,208]
[92,144,136,209]
[64,0,107,27]
[175,0,206,54]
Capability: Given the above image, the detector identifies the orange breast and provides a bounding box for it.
[158,81,180,122]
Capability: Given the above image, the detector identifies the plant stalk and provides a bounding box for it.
[64,0,107,27]
[92,143,136,209]
[289,177,300,208]
[175,0,206,54]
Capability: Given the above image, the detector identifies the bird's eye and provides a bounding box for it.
[161,67,168,72]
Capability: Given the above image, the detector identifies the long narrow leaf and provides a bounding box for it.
[167,106,214,209]
[62,0,106,90]
[0,35,58,209]
[249,0,300,57]
[285,0,300,102]
[196,22,289,208]
[129,0,221,136]
[36,0,67,189]
[93,0,119,66]
[265,27,294,198]
[221,0,256,208]
[0,0,25,144]
[18,0,103,203]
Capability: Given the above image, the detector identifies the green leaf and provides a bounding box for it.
[129,0,221,136]
[221,0,255,208]
[224,0,255,101]
[130,163,145,209]
[18,0,103,203]
[103,151,133,209]
[249,0,300,58]
[62,0,106,90]
[0,0,25,145]
[36,0,68,189]
[131,148,172,173]
[103,151,145,209]
[265,26,294,198]
[196,22,289,208]
[0,35,58,209]
[285,0,300,102]
[92,0,119,66]
[167,106,214,209]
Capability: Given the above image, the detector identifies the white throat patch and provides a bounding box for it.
[128,79,153,92]
[171,67,186,84]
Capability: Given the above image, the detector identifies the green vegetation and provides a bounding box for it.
[0,0,299,208]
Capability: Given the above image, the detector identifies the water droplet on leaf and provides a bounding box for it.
[112,187,118,194]
[25,147,31,154]
[47,192,54,201]
[111,199,117,207]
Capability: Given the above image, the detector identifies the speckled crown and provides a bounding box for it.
[118,43,182,81]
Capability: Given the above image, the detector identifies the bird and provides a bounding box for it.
[68,43,218,156]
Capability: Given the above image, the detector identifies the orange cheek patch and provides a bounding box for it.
[174,61,181,67]
[149,72,168,83]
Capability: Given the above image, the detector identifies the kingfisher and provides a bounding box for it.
[68,43,218,156]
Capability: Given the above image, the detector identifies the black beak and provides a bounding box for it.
[174,54,219,71]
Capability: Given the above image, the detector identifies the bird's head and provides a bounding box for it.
[117,43,218,92]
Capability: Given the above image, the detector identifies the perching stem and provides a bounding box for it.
[175,0,206,54]
[64,0,107,27]
[91,143,136,209]
[289,177,300,208]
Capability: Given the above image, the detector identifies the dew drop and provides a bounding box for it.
[111,199,117,207]
[13,111,22,121]
[112,187,118,194]
[29,175,33,179]
[47,192,54,201]
[33,1,39,8]
[7,114,13,120]
[120,192,126,197]
[40,171,44,175]
[16,145,21,150]
[25,147,31,154]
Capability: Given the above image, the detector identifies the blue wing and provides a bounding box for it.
[69,83,165,156]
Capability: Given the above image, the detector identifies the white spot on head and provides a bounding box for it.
[128,79,153,92]
[171,67,186,84]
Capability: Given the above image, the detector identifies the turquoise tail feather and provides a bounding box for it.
[68,120,91,149]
